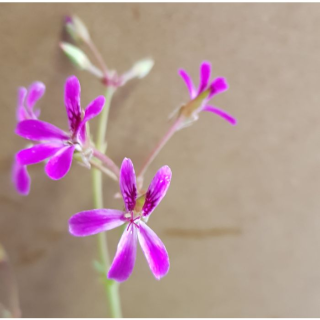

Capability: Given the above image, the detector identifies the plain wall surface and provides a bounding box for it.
[1,3,320,317]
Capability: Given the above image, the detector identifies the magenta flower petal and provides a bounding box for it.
[17,87,28,122]
[78,96,105,143]
[17,143,63,165]
[119,158,137,212]
[138,221,169,280]
[15,119,69,142]
[65,75,82,133]
[69,209,126,237]
[142,165,172,218]
[197,61,211,95]
[208,77,229,99]
[108,225,138,282]
[179,69,196,99]
[45,145,75,180]
[202,105,237,125]
[12,158,30,196]
[26,82,45,110]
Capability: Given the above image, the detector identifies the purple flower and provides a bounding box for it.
[69,158,171,282]
[179,61,236,126]
[13,82,46,195]
[15,76,105,181]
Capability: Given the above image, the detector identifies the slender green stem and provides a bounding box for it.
[92,87,122,318]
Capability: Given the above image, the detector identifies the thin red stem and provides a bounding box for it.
[137,116,184,180]
[92,148,120,178]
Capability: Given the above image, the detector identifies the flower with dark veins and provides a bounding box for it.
[69,157,171,282]
[177,61,236,128]
[15,76,105,181]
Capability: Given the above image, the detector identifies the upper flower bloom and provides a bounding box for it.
[69,158,172,282]
[178,61,236,127]
[13,82,46,195]
[15,76,105,181]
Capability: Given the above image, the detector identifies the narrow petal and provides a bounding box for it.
[69,209,126,237]
[16,87,27,122]
[119,158,137,212]
[202,105,237,125]
[65,75,82,133]
[45,145,75,180]
[77,96,105,143]
[197,61,211,95]
[138,221,169,280]
[16,143,63,166]
[179,69,196,99]
[12,158,30,196]
[26,82,45,110]
[108,225,138,282]
[15,119,69,142]
[208,77,229,99]
[142,166,172,218]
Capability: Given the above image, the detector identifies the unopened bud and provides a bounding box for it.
[131,58,154,79]
[65,15,90,43]
[60,42,92,70]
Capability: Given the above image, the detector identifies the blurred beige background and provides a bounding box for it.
[1,2,320,317]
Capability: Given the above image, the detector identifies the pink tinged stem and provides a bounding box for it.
[138,116,183,180]
[92,148,120,178]
[87,39,109,78]
[138,221,170,280]
[108,225,138,282]
[202,105,237,125]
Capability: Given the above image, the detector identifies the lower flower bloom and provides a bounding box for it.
[69,157,172,282]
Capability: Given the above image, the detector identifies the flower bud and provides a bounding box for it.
[131,58,154,79]
[60,42,92,70]
[65,15,90,43]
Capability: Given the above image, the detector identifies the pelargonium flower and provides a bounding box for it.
[15,76,105,181]
[178,61,236,127]
[13,82,46,195]
[69,158,171,282]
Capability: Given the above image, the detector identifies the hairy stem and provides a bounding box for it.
[92,87,122,318]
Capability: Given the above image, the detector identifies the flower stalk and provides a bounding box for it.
[137,115,184,182]
[92,87,122,318]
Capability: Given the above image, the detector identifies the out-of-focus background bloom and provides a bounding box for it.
[1,3,320,317]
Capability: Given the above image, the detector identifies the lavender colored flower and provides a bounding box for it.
[69,158,171,282]
[15,76,105,181]
[178,61,236,126]
[13,82,45,195]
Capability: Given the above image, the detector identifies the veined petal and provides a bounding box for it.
[77,96,105,143]
[179,69,196,99]
[119,158,137,212]
[142,165,172,218]
[138,221,169,280]
[16,143,63,165]
[208,77,228,99]
[65,75,82,133]
[12,157,30,196]
[16,87,27,122]
[197,61,211,95]
[69,209,126,237]
[26,82,45,110]
[45,145,75,180]
[15,119,69,142]
[108,225,138,282]
[202,105,237,125]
